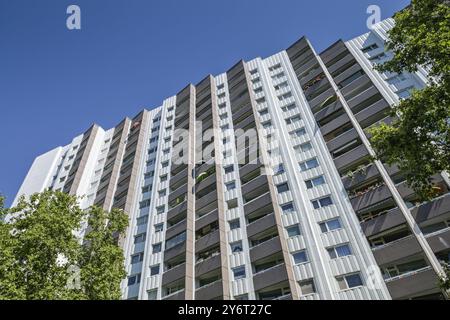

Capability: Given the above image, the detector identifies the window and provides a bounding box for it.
[259,108,269,116]
[281,103,296,112]
[271,72,285,80]
[281,202,295,214]
[300,158,319,171]
[286,225,301,237]
[268,63,281,71]
[150,265,160,276]
[220,113,228,120]
[369,52,387,62]
[305,176,325,189]
[312,196,333,209]
[127,274,141,286]
[218,102,226,109]
[235,294,248,300]
[154,223,164,233]
[397,86,414,99]
[163,148,170,155]
[262,121,272,129]
[319,218,342,233]
[336,273,363,290]
[152,243,162,253]
[144,171,154,179]
[254,87,263,94]
[165,231,186,250]
[134,233,146,244]
[230,241,243,253]
[251,77,260,84]
[217,83,225,90]
[286,115,301,125]
[296,141,312,152]
[327,244,352,259]
[277,183,290,193]
[293,250,309,264]
[156,205,165,214]
[249,69,258,75]
[256,97,266,104]
[299,279,316,295]
[226,181,236,191]
[291,127,306,137]
[278,92,292,101]
[218,92,226,99]
[229,219,240,230]
[361,43,378,53]
[221,124,230,131]
[131,253,144,264]
[162,161,169,168]
[136,215,148,226]
[147,289,157,300]
[274,81,289,90]
[160,174,168,182]
[158,189,167,197]
[274,163,284,175]
[232,266,246,280]
[227,199,238,210]
[223,137,230,144]
[224,165,234,174]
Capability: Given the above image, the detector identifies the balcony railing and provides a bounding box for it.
[384,266,432,283]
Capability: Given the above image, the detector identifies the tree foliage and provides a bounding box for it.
[369,0,450,200]
[0,191,128,300]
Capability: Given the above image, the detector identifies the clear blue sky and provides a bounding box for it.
[0,0,409,206]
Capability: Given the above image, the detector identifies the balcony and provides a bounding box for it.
[340,74,371,98]
[170,169,188,191]
[246,213,277,238]
[196,190,218,216]
[162,289,185,300]
[232,103,253,124]
[385,267,440,300]
[347,86,380,112]
[250,236,282,262]
[195,171,217,194]
[195,279,223,300]
[242,175,269,200]
[315,100,344,126]
[196,209,219,230]
[327,128,359,154]
[355,99,390,128]
[253,263,288,291]
[309,87,335,113]
[244,192,273,217]
[195,254,221,276]
[350,183,391,213]
[327,52,354,75]
[373,227,450,266]
[239,162,263,182]
[168,183,188,206]
[195,229,220,253]
[333,144,370,173]
[320,113,351,141]
[166,218,187,240]
[167,201,187,224]
[162,263,186,286]
[164,242,186,262]
[234,114,256,131]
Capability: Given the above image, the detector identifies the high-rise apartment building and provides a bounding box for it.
[13,18,450,300]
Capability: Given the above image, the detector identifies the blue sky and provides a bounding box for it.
[0,0,409,206]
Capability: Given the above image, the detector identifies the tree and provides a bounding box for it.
[438,263,450,292]
[0,191,128,300]
[369,0,450,200]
